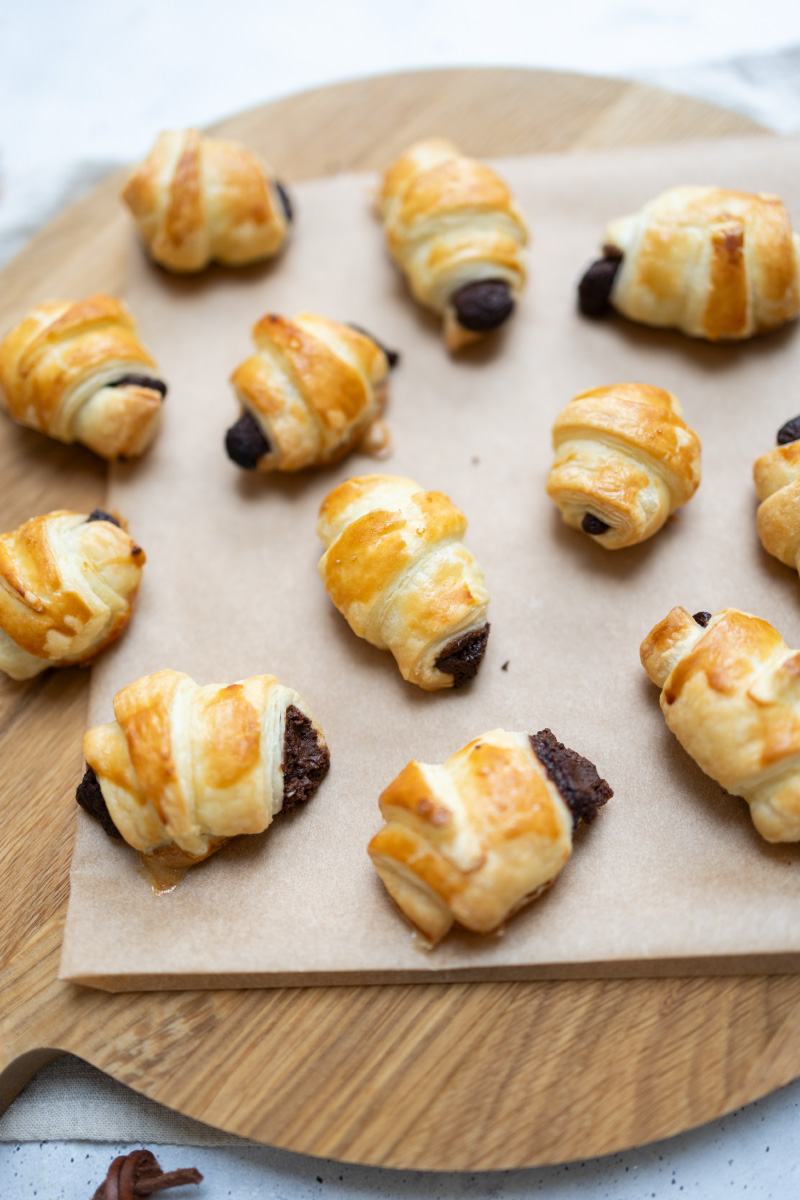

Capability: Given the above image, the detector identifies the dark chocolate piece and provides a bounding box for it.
[76,765,122,840]
[92,1149,202,1200]
[347,323,400,369]
[282,704,330,813]
[692,611,712,628]
[435,623,490,687]
[451,280,514,332]
[582,513,611,535]
[109,373,168,398]
[578,247,623,317]
[225,411,271,469]
[275,181,294,224]
[777,415,800,446]
[87,509,121,528]
[530,728,613,830]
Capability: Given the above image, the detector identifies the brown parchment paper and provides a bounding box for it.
[61,135,800,991]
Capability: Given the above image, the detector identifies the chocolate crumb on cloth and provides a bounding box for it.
[91,1149,202,1199]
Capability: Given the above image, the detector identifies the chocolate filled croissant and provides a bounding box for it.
[0,510,145,680]
[225,313,398,472]
[754,415,800,576]
[122,128,292,272]
[317,474,490,690]
[378,138,528,351]
[77,669,330,868]
[0,295,166,460]
[547,383,701,549]
[579,186,800,340]
[641,606,800,842]
[369,728,612,944]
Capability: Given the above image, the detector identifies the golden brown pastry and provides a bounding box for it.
[579,186,800,340]
[0,295,166,459]
[0,510,145,680]
[77,669,329,868]
[754,415,800,575]
[547,383,701,549]
[378,138,528,350]
[641,606,800,842]
[225,313,399,471]
[369,728,612,944]
[318,474,490,690]
[122,128,292,272]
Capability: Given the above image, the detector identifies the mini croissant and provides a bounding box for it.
[77,669,329,868]
[378,138,528,350]
[369,728,612,944]
[547,383,701,549]
[0,295,166,460]
[0,510,145,680]
[579,186,800,340]
[225,313,398,472]
[122,128,292,272]
[317,474,490,690]
[641,606,800,842]
[754,415,800,576]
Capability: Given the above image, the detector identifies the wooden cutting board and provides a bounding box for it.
[2,67,799,1171]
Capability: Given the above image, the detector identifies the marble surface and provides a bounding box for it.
[3,1,800,1194]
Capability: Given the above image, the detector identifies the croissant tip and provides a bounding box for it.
[577,250,623,318]
[225,410,271,469]
[76,766,123,839]
[530,729,613,829]
[450,280,515,333]
[435,623,490,687]
[281,705,330,812]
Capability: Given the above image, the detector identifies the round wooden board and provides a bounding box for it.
[1,68,798,1171]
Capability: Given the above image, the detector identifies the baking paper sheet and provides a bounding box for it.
[61,135,800,989]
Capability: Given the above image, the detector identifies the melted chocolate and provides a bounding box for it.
[87,509,121,527]
[578,247,623,317]
[582,513,611,535]
[530,728,613,830]
[692,611,712,628]
[275,181,294,223]
[282,705,330,813]
[347,323,400,368]
[225,411,271,469]
[109,373,168,398]
[76,765,122,839]
[451,280,515,332]
[435,623,490,687]
[777,415,800,445]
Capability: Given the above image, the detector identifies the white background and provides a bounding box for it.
[2,1,800,1196]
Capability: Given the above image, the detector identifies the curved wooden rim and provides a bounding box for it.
[2,69,794,1172]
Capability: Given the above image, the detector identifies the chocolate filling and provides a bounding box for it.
[451,280,515,332]
[530,728,613,830]
[275,181,294,223]
[87,509,121,527]
[109,373,168,398]
[577,246,623,318]
[435,623,490,687]
[76,765,122,839]
[582,513,611,535]
[347,323,400,368]
[282,704,330,813]
[777,415,800,445]
[225,411,272,469]
[692,611,712,628]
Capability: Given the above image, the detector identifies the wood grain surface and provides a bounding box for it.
[2,67,799,1171]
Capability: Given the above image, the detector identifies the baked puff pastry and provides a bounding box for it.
[578,186,800,340]
[369,728,612,944]
[378,138,528,350]
[0,510,144,680]
[0,295,166,460]
[547,383,701,549]
[641,606,800,842]
[122,129,292,272]
[225,313,399,472]
[754,415,800,576]
[77,669,329,868]
[317,474,490,690]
